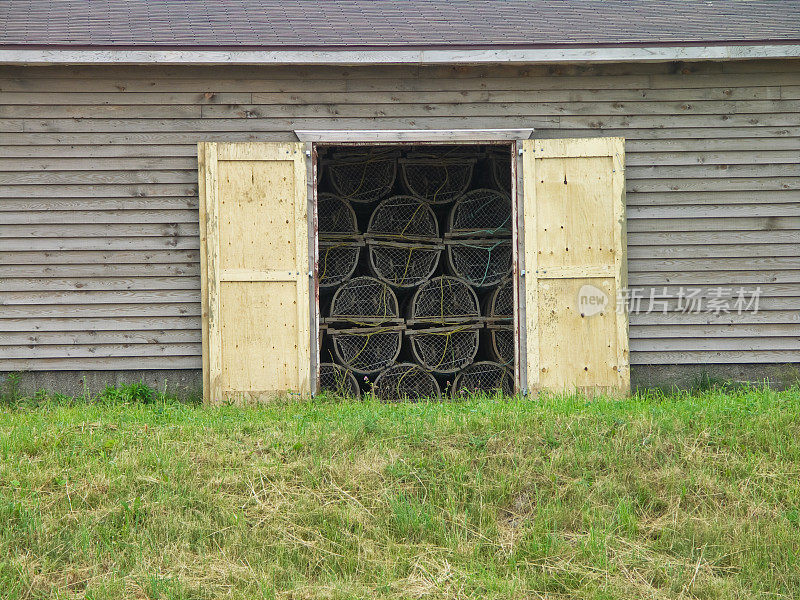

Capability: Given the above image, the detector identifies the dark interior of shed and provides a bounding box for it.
[315,143,515,400]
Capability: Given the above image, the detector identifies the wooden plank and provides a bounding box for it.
[628,256,800,272]
[0,237,199,251]
[0,303,200,318]
[630,310,800,325]
[630,337,800,352]
[0,264,199,277]
[628,244,800,259]
[0,356,201,370]
[627,164,800,179]
[626,190,800,206]
[0,157,198,170]
[629,270,800,285]
[0,290,199,305]
[0,144,197,158]
[628,231,800,245]
[626,150,800,166]
[628,177,800,193]
[0,277,199,291]
[631,350,800,364]
[0,330,201,345]
[1,209,198,224]
[0,250,199,265]
[0,197,198,211]
[0,184,197,198]
[0,104,202,118]
[628,204,800,219]
[0,223,198,237]
[0,169,195,185]
[0,343,201,359]
[630,323,800,338]
[0,316,200,332]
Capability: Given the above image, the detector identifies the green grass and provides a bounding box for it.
[1,385,799,599]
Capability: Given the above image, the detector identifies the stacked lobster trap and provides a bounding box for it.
[317,144,516,401]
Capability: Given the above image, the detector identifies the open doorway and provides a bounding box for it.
[313,143,517,400]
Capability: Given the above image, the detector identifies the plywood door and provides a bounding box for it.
[522,138,629,394]
[198,142,310,403]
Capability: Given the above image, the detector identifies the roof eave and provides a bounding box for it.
[2,43,800,65]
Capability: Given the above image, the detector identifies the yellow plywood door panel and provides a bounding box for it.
[198,142,310,403]
[522,138,629,394]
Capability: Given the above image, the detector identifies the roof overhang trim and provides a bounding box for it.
[2,44,800,65]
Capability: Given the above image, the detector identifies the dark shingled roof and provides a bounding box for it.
[2,0,800,49]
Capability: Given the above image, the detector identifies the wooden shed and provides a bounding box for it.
[1,0,799,399]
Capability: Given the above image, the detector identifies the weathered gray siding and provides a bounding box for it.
[1,60,799,370]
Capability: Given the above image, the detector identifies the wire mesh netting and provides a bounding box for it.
[446,239,512,288]
[319,362,361,398]
[318,193,362,289]
[407,324,480,374]
[489,278,514,320]
[328,276,400,325]
[366,196,442,288]
[448,188,512,237]
[330,326,403,375]
[484,278,514,365]
[446,189,513,288]
[488,327,515,365]
[399,156,476,204]
[488,148,512,195]
[373,362,441,401]
[327,149,399,204]
[408,275,480,325]
[452,361,514,397]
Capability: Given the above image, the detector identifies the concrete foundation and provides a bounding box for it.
[3,363,799,401]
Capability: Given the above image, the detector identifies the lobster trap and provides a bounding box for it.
[373,362,441,401]
[366,195,442,288]
[487,148,512,195]
[317,193,363,289]
[325,148,399,204]
[452,361,514,397]
[407,275,481,326]
[445,188,513,288]
[319,362,361,398]
[483,278,515,365]
[399,153,476,204]
[327,276,402,326]
[406,324,480,374]
[329,325,403,375]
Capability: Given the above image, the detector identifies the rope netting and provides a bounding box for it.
[483,279,515,366]
[319,362,360,398]
[407,324,480,374]
[488,148,512,195]
[328,276,400,325]
[366,196,442,288]
[326,148,399,204]
[330,326,402,375]
[399,156,476,204]
[373,362,441,401]
[408,276,480,325]
[452,361,514,397]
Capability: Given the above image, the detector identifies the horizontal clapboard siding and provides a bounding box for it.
[1,60,798,370]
